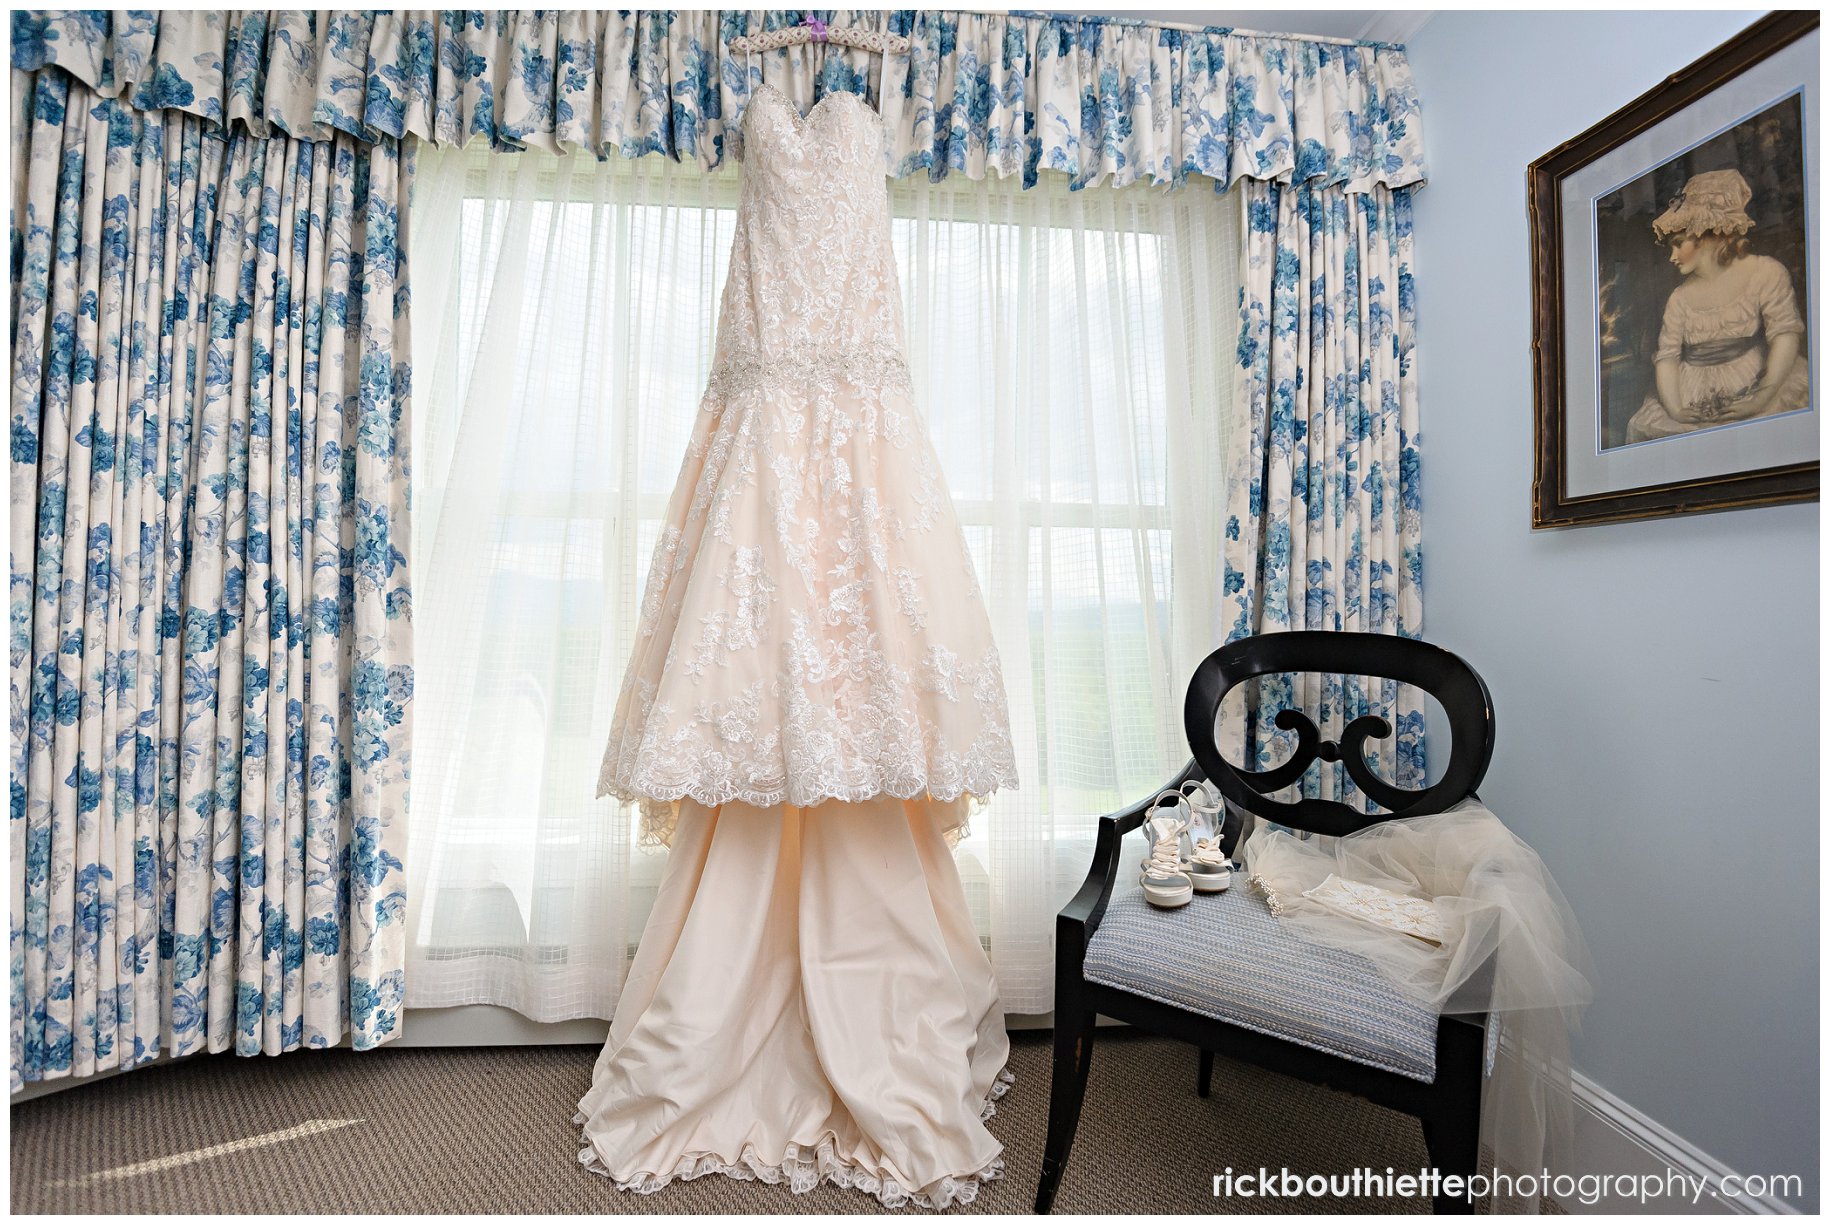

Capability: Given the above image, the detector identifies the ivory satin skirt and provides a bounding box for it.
[573,794,1012,1209]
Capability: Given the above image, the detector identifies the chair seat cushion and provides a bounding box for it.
[1083,858,1439,1082]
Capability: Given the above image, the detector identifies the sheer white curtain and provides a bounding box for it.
[407,143,1240,1020]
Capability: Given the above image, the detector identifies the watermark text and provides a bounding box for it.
[1210,1166,1804,1207]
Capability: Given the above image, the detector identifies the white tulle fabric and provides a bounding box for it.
[574,795,1013,1209]
[594,83,1019,847]
[1241,801,1595,1212]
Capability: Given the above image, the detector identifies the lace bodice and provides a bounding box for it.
[711,84,909,389]
[597,81,1019,842]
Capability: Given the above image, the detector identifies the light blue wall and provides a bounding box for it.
[1404,10,1819,1208]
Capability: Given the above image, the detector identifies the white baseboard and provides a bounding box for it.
[387,1005,1062,1046]
[8,1043,222,1104]
[1559,1070,1802,1214]
[390,1005,610,1047]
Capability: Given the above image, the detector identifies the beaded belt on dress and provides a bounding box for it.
[705,341,914,402]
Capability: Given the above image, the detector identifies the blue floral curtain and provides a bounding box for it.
[8,64,412,1089]
[1220,179,1425,802]
[11,10,1424,192]
[11,8,1428,1074]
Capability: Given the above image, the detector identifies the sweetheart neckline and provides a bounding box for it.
[746,81,882,136]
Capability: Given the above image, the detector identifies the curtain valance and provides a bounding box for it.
[12,9,1425,191]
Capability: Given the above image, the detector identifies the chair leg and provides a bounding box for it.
[1197,1047,1214,1098]
[1034,1009,1097,1213]
[1421,1113,1479,1214]
[1422,1022,1484,1214]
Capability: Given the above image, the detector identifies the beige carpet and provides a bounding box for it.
[12,1031,1448,1214]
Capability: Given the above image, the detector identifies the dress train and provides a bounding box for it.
[574,794,1012,1209]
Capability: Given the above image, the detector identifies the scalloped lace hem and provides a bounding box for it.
[596,767,1021,813]
[602,773,1019,850]
[574,1068,1015,1210]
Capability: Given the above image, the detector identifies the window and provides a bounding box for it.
[407,145,1240,1021]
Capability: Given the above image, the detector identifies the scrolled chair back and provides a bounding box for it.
[1183,631,1495,839]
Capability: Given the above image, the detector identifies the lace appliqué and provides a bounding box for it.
[602,635,1018,848]
[573,1069,1014,1210]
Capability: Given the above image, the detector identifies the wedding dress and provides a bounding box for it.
[577,81,1020,1209]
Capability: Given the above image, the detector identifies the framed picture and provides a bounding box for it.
[1529,11,1818,528]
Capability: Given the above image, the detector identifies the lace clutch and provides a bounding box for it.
[1300,874,1446,946]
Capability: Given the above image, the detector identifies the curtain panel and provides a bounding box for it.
[8,65,412,1089]
[1220,179,1425,800]
[12,10,1424,192]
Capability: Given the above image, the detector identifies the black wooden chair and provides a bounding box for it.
[1035,630,1496,1214]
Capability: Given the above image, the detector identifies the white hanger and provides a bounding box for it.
[728,15,910,56]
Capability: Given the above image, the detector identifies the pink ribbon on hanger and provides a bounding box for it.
[804,16,829,42]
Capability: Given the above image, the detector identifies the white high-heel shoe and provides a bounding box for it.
[1178,780,1233,893]
[1137,788,1191,871]
[1138,794,1194,909]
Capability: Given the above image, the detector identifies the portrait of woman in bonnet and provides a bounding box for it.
[1623,166,1811,443]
